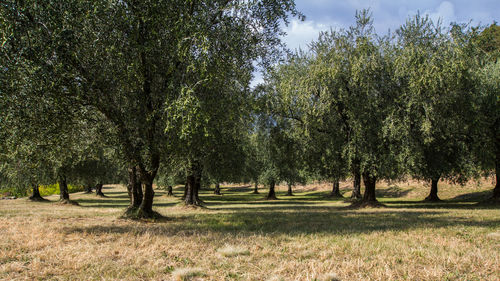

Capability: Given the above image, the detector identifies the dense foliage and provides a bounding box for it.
[0,3,498,215]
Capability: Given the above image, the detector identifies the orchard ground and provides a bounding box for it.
[0,180,499,280]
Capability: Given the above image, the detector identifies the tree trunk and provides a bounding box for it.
[167,185,173,196]
[59,175,70,201]
[184,161,203,206]
[253,180,259,194]
[29,184,46,201]
[127,166,142,208]
[494,163,500,200]
[137,183,143,204]
[139,179,155,216]
[425,176,441,202]
[361,172,377,203]
[351,167,362,199]
[214,183,221,195]
[184,174,202,206]
[329,178,343,198]
[286,182,293,196]
[194,165,202,202]
[182,182,188,200]
[493,138,500,200]
[266,178,277,200]
[95,183,105,197]
[84,184,93,194]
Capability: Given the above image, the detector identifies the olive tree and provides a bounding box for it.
[1,0,302,216]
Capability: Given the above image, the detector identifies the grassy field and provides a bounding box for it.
[0,180,499,280]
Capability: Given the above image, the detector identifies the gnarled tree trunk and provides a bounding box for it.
[266,178,277,200]
[253,180,259,194]
[166,185,173,196]
[329,178,342,198]
[59,174,70,202]
[286,182,293,196]
[139,178,155,216]
[425,176,441,202]
[361,172,377,203]
[214,183,221,195]
[95,183,105,197]
[29,184,46,201]
[184,161,203,206]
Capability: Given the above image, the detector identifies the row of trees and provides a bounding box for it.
[261,12,499,205]
[0,0,304,217]
[0,2,498,218]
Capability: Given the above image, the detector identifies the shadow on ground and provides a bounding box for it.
[62,207,500,237]
[60,187,500,238]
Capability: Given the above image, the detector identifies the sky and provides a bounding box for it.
[252,0,499,86]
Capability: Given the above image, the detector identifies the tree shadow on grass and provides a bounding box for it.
[383,200,499,210]
[450,190,492,202]
[376,186,413,198]
[61,206,500,237]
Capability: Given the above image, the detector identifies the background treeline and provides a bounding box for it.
[0,1,498,217]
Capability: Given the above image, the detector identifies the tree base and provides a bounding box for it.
[166,192,174,197]
[184,197,205,207]
[423,196,442,202]
[252,190,259,194]
[349,200,385,208]
[121,206,163,220]
[58,199,80,206]
[326,192,343,198]
[96,192,107,198]
[351,194,362,200]
[265,195,278,200]
[285,192,294,196]
[29,195,48,202]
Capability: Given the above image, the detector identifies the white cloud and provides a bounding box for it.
[282,19,335,51]
[426,1,456,26]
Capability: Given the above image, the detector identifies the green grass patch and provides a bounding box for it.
[0,184,84,198]
[39,184,84,197]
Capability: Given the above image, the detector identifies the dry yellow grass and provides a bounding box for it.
[217,244,250,257]
[0,181,498,280]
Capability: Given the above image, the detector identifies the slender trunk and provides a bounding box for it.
[59,175,70,201]
[425,176,441,202]
[29,184,46,201]
[128,166,142,208]
[351,166,362,199]
[214,183,221,195]
[361,172,377,202]
[95,183,105,197]
[253,180,259,194]
[286,182,293,196]
[167,185,173,196]
[266,178,277,200]
[329,178,343,198]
